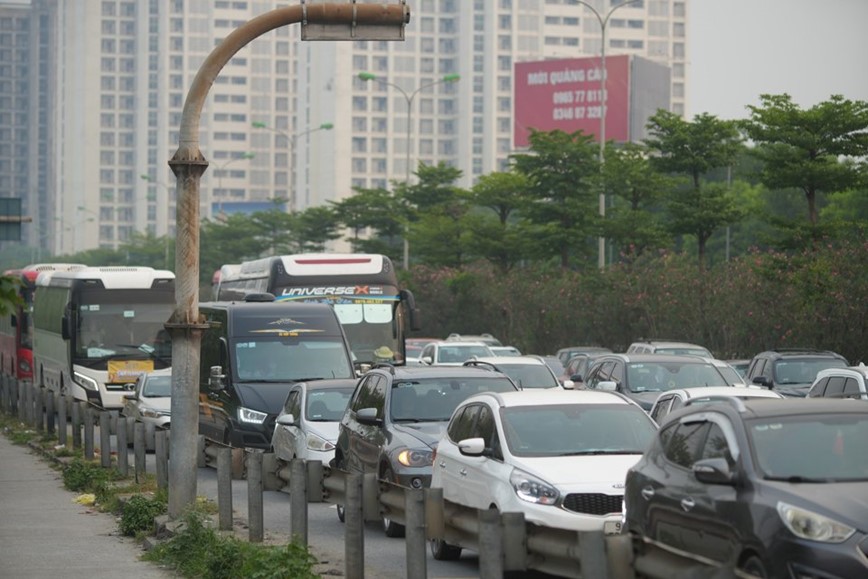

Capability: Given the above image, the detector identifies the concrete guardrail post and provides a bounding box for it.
[405,487,427,579]
[134,422,146,481]
[99,411,112,468]
[289,458,308,545]
[116,419,129,477]
[45,391,55,436]
[155,430,169,491]
[502,511,528,572]
[57,394,68,447]
[478,508,504,578]
[71,401,82,449]
[345,472,364,579]
[217,446,233,531]
[83,407,95,460]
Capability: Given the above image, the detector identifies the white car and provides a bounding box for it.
[271,379,357,463]
[807,365,868,400]
[121,367,172,450]
[648,385,784,425]
[419,341,494,366]
[430,389,657,560]
[464,356,567,389]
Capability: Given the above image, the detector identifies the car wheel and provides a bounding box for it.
[381,467,406,538]
[740,555,768,578]
[336,504,346,523]
[430,538,461,561]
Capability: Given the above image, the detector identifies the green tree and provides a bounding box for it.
[741,94,868,227]
[510,129,600,268]
[601,142,672,260]
[467,171,533,271]
[292,205,341,252]
[644,111,744,267]
[330,187,404,260]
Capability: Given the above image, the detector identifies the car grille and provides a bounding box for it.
[562,493,623,515]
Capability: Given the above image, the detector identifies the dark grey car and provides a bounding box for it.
[333,364,518,536]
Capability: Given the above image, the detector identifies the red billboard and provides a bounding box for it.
[514,55,630,148]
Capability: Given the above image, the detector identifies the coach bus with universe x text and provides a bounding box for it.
[215,254,420,366]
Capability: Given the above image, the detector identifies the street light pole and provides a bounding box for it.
[358,72,460,269]
[575,0,642,269]
[213,152,254,220]
[140,173,173,269]
[251,121,333,212]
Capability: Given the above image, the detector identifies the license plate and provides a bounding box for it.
[603,521,622,535]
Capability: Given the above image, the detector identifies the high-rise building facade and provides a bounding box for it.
[3,0,686,256]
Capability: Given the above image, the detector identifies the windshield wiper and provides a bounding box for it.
[764,475,830,483]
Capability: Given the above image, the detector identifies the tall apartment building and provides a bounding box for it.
[3,0,686,256]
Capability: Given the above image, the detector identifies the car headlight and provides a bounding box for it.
[510,468,559,505]
[777,502,855,543]
[396,448,434,468]
[73,371,99,391]
[140,408,168,419]
[237,406,267,424]
[306,433,335,452]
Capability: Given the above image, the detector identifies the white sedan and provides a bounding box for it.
[121,368,172,450]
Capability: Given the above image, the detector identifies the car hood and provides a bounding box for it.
[141,397,171,413]
[391,422,447,449]
[513,454,644,486]
[235,382,296,414]
[762,480,868,532]
[627,391,660,410]
[303,421,341,442]
[776,384,810,397]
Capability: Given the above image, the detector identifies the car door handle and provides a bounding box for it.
[438,460,446,468]
[680,497,695,511]
[641,487,655,500]
[459,468,467,477]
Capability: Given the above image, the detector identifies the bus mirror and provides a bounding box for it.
[61,316,71,340]
[209,365,226,390]
[400,289,422,331]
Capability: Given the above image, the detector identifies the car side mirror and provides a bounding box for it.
[693,457,734,485]
[598,381,618,392]
[562,380,575,390]
[356,407,383,427]
[209,365,225,391]
[421,356,433,365]
[276,413,296,427]
[458,437,486,457]
[752,376,772,389]
[123,382,136,392]
[123,391,136,400]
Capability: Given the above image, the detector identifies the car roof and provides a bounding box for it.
[661,386,782,400]
[466,356,545,366]
[754,348,846,359]
[433,341,491,348]
[143,368,172,378]
[376,364,512,380]
[632,340,706,348]
[595,353,718,364]
[667,397,867,423]
[814,365,868,379]
[468,388,635,408]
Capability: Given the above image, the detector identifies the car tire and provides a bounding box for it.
[740,555,768,578]
[430,538,461,561]
[336,504,346,523]
[381,467,406,538]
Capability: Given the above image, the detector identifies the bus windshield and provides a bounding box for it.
[75,300,173,362]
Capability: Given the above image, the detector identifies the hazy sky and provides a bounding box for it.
[687,0,868,120]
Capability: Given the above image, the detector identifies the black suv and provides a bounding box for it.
[745,348,848,397]
[625,397,868,578]
[333,364,518,536]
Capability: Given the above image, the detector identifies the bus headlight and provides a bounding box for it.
[237,406,267,424]
[73,371,100,392]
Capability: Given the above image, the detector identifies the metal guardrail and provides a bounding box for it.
[1,377,752,579]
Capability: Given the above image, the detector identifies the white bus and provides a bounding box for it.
[32,266,175,410]
[215,254,420,366]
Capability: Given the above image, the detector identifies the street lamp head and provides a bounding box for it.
[241,152,255,160]
[442,74,461,83]
[358,72,377,81]
[320,122,334,130]
[251,121,267,129]
[140,174,152,182]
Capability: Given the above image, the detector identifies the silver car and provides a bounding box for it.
[121,368,172,450]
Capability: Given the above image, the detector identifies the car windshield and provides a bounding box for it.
[436,345,492,364]
[773,358,848,386]
[305,387,354,422]
[234,338,353,381]
[143,375,171,397]
[626,362,728,392]
[750,414,868,481]
[501,404,656,457]
[390,377,516,422]
[499,365,559,389]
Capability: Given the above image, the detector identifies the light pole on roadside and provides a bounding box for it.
[251,121,333,212]
[213,152,254,221]
[575,0,643,268]
[358,71,460,269]
[140,174,173,269]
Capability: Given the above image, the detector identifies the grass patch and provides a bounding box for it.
[143,511,318,579]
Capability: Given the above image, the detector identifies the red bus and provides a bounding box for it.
[0,263,85,380]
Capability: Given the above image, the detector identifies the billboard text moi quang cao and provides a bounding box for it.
[513,55,671,148]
